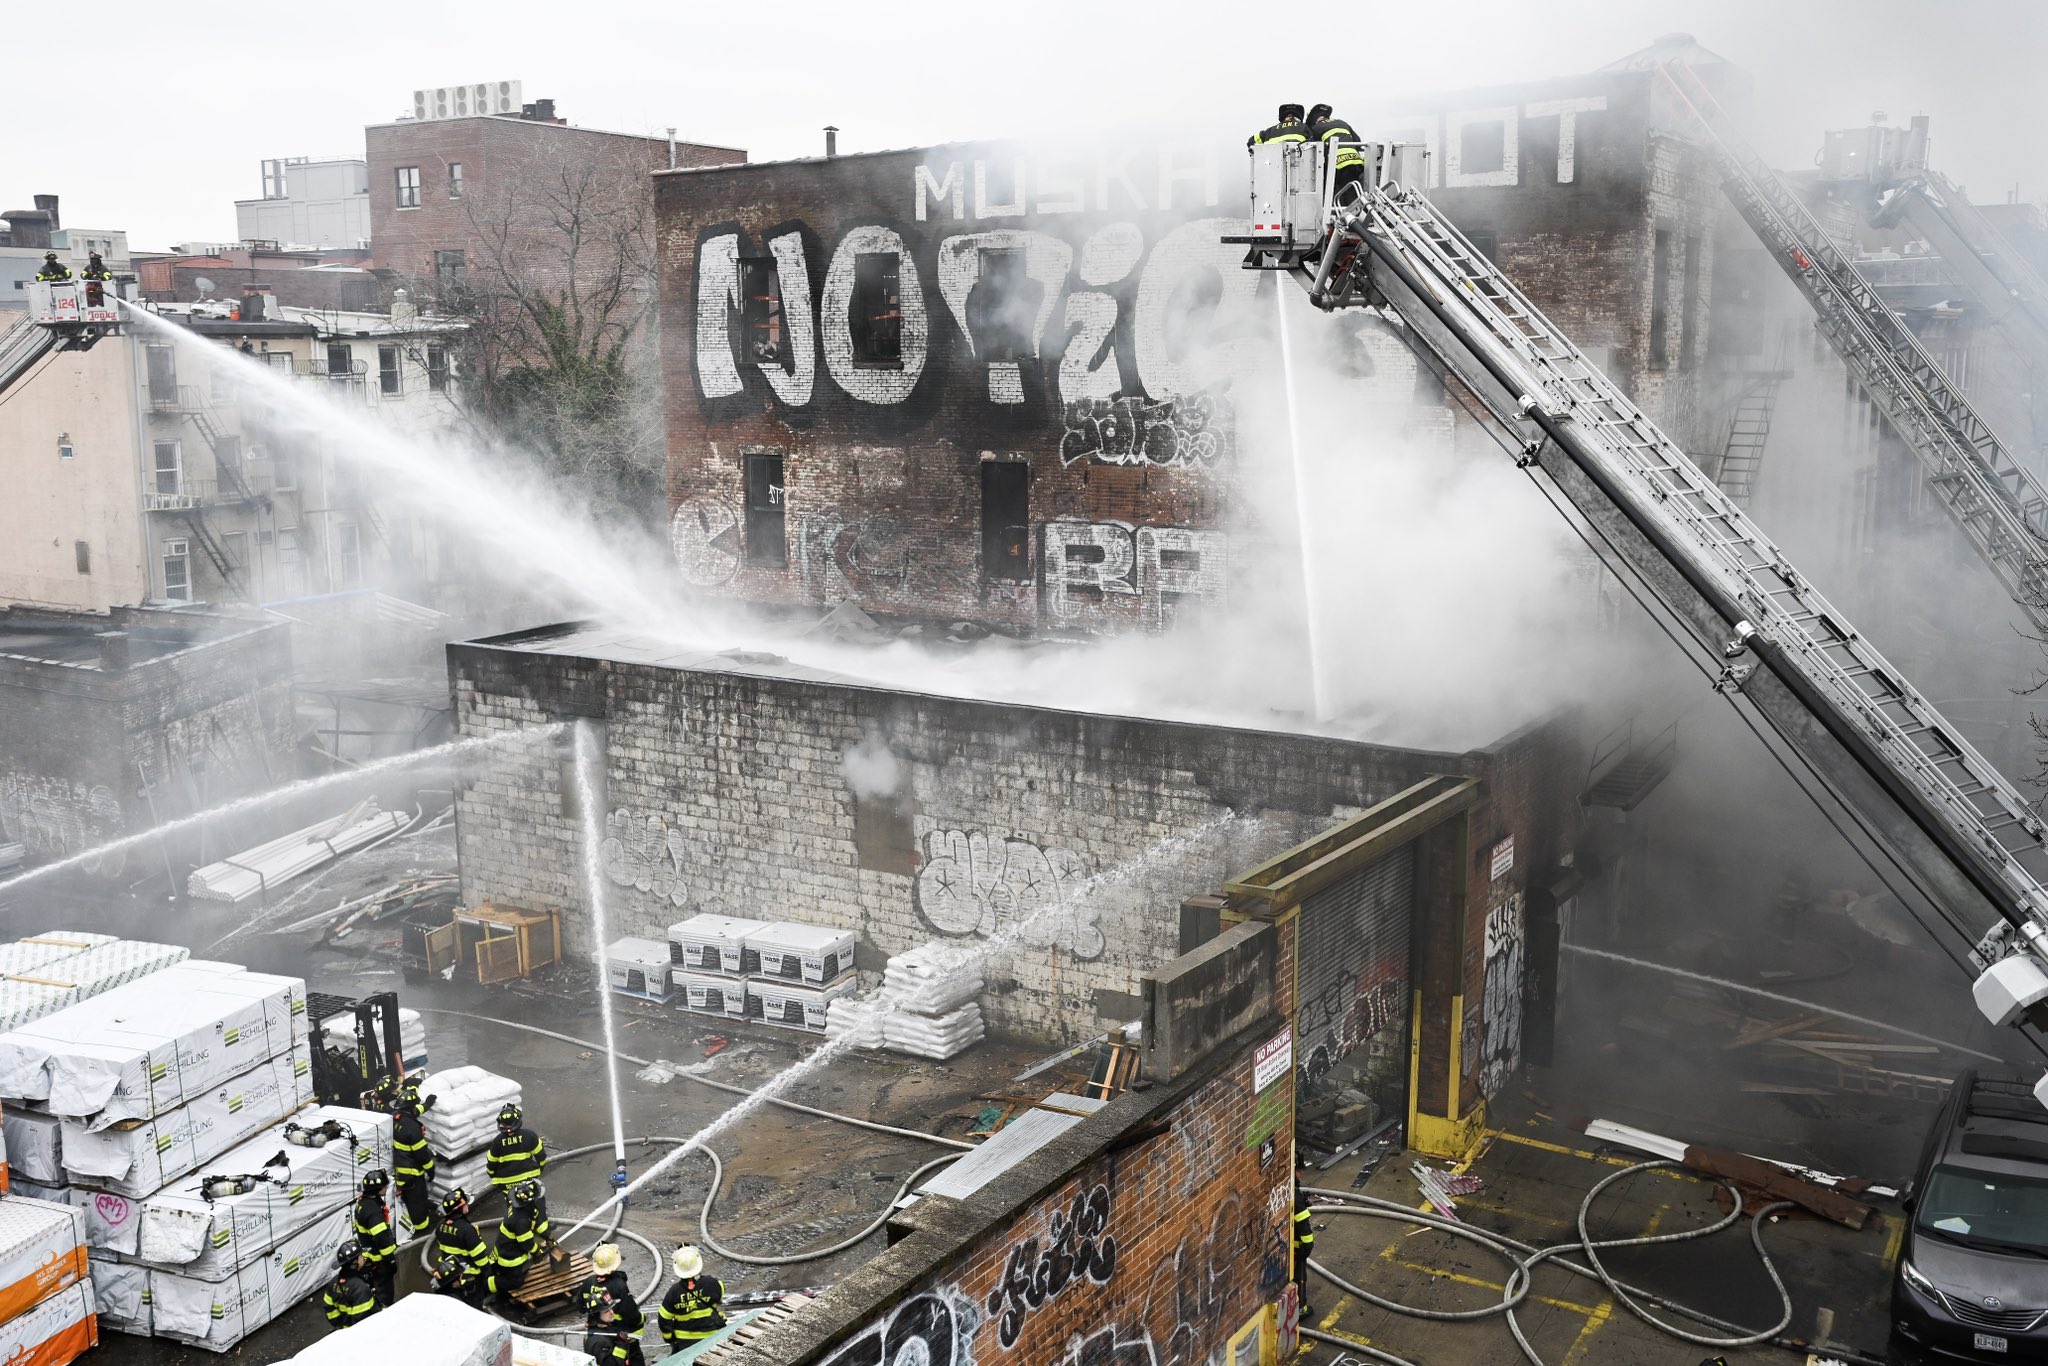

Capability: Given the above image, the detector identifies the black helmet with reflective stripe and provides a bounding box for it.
[361,1168,389,1194]
[1278,103,1305,123]
[440,1187,470,1214]
[336,1239,363,1267]
[498,1102,522,1129]
[1308,103,1333,124]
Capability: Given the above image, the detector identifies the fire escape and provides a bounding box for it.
[144,383,268,600]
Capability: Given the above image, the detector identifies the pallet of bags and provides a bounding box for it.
[417,1065,521,1155]
[148,1204,351,1351]
[59,1047,312,1198]
[0,1196,88,1322]
[0,1279,96,1365]
[824,998,885,1048]
[675,969,747,1022]
[746,924,856,986]
[748,977,856,1034]
[0,962,307,1127]
[431,1148,489,1204]
[881,944,984,1014]
[607,937,675,1004]
[95,1105,391,1268]
[881,1003,987,1061]
[281,1286,514,1365]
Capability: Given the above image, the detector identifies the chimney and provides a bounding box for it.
[34,194,58,232]
[97,632,131,672]
[238,287,270,322]
[824,126,839,158]
[667,127,678,170]
[391,286,417,327]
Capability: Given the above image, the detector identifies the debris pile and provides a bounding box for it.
[187,803,411,904]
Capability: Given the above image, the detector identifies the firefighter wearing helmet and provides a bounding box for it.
[351,1169,398,1305]
[659,1245,727,1349]
[486,1101,547,1192]
[323,1239,379,1329]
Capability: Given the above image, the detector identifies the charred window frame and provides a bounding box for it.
[744,450,787,569]
[980,461,1031,582]
[1649,227,1674,369]
[849,252,903,367]
[739,255,786,368]
[1679,234,1702,371]
[970,247,1034,361]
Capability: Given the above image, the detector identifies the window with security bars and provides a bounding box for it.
[162,539,191,601]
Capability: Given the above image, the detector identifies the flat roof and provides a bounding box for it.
[367,113,744,157]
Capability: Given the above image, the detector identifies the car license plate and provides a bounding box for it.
[1975,1332,2008,1353]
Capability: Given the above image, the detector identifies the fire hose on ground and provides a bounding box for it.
[1299,1160,1835,1366]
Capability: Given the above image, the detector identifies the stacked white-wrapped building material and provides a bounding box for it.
[279,1279,528,1365]
[0,933,182,1035]
[668,914,768,977]
[0,1196,95,1365]
[418,1066,521,1201]
[185,805,411,904]
[607,936,675,1004]
[825,945,986,1060]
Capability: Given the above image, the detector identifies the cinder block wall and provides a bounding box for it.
[448,636,1549,1041]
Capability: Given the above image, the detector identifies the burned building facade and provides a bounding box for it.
[652,49,1743,636]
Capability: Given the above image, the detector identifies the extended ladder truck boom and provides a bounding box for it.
[1232,138,2048,1104]
[1656,63,2048,632]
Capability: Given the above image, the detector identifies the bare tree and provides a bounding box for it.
[421,137,667,527]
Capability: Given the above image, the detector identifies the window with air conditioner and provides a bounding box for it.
[396,166,421,209]
[162,539,191,602]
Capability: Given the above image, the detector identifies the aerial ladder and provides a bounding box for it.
[1655,64,2048,630]
[0,279,121,398]
[1232,138,2048,1104]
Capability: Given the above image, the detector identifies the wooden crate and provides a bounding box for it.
[455,903,562,984]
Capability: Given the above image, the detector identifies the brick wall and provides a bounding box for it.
[447,635,1571,1041]
[726,1018,1295,1366]
[0,608,296,871]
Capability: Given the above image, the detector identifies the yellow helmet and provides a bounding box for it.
[671,1246,704,1279]
[592,1243,623,1275]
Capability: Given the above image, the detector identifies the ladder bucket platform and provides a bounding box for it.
[25,280,119,350]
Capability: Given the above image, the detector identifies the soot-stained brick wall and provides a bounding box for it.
[449,634,1576,1042]
[0,607,296,871]
[727,1021,1296,1366]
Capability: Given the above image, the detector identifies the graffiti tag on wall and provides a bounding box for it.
[819,1287,981,1366]
[0,774,124,873]
[913,828,1102,960]
[987,1183,1118,1348]
[1479,892,1525,1099]
[1058,393,1229,468]
[601,808,689,907]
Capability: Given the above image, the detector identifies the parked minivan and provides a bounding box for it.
[1895,1069,2048,1360]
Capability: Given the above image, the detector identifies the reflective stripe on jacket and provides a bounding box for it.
[660,1277,727,1343]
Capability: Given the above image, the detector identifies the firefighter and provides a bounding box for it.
[81,252,111,282]
[34,251,71,282]
[585,1242,645,1336]
[366,1074,400,1113]
[659,1245,727,1351]
[392,1096,436,1237]
[581,1283,648,1366]
[486,1102,547,1193]
[1248,103,1309,149]
[323,1240,380,1330]
[488,1179,550,1301]
[433,1188,490,1307]
[352,1169,399,1306]
[1306,103,1367,202]
[1293,1177,1317,1318]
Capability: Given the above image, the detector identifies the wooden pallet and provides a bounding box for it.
[691,1294,815,1366]
[504,1247,588,1323]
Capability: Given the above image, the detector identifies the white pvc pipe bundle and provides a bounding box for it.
[185,803,409,904]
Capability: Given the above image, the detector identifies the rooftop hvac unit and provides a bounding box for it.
[411,81,523,122]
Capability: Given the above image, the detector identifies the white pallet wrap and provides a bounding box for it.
[0,1278,97,1364]
[8,1177,63,1204]
[11,939,188,999]
[282,1286,515,1365]
[89,1251,148,1331]
[676,970,747,1021]
[515,1335,597,1366]
[122,1104,392,1272]
[0,938,97,979]
[607,937,674,1002]
[3,1107,61,1184]
[431,1148,489,1203]
[61,1046,312,1198]
[748,977,857,1033]
[0,963,307,1124]
[418,1065,522,1157]
[668,914,768,976]
[881,1002,986,1060]
[745,923,856,986]
[152,1204,351,1351]
[0,1195,88,1321]
[0,983,77,1035]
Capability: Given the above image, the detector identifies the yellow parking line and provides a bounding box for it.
[1487,1129,1692,1179]
[1380,1254,1604,1317]
[1318,1296,1352,1331]
[1311,1325,1381,1352]
[1560,1298,1615,1363]
[1881,1212,1905,1268]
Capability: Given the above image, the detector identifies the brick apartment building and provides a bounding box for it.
[366,99,744,305]
[651,42,1745,635]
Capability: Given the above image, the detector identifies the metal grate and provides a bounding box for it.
[1295,845,1415,1114]
[1937,1292,2047,1333]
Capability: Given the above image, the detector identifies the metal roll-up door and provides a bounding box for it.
[1295,843,1416,1141]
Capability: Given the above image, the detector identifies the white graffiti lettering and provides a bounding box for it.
[822,227,930,404]
[601,808,689,907]
[1479,892,1526,1099]
[913,827,1101,960]
[0,773,124,872]
[1042,521,1227,632]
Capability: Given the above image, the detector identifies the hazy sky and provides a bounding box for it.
[11,0,2042,248]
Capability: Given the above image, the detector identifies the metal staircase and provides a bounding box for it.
[1235,135,2048,1066]
[1714,372,1787,507]
[180,512,239,591]
[1581,717,1680,810]
[1658,63,2048,627]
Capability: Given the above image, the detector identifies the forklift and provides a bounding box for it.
[308,989,409,1107]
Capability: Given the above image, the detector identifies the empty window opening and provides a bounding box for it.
[162,539,191,602]
[396,165,421,209]
[740,257,785,366]
[966,248,1038,361]
[744,452,787,568]
[145,345,177,404]
[1649,228,1674,368]
[436,250,466,297]
[980,462,1031,582]
[74,541,90,575]
[1679,235,1702,371]
[1461,121,1507,176]
[850,253,903,367]
[378,344,401,396]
